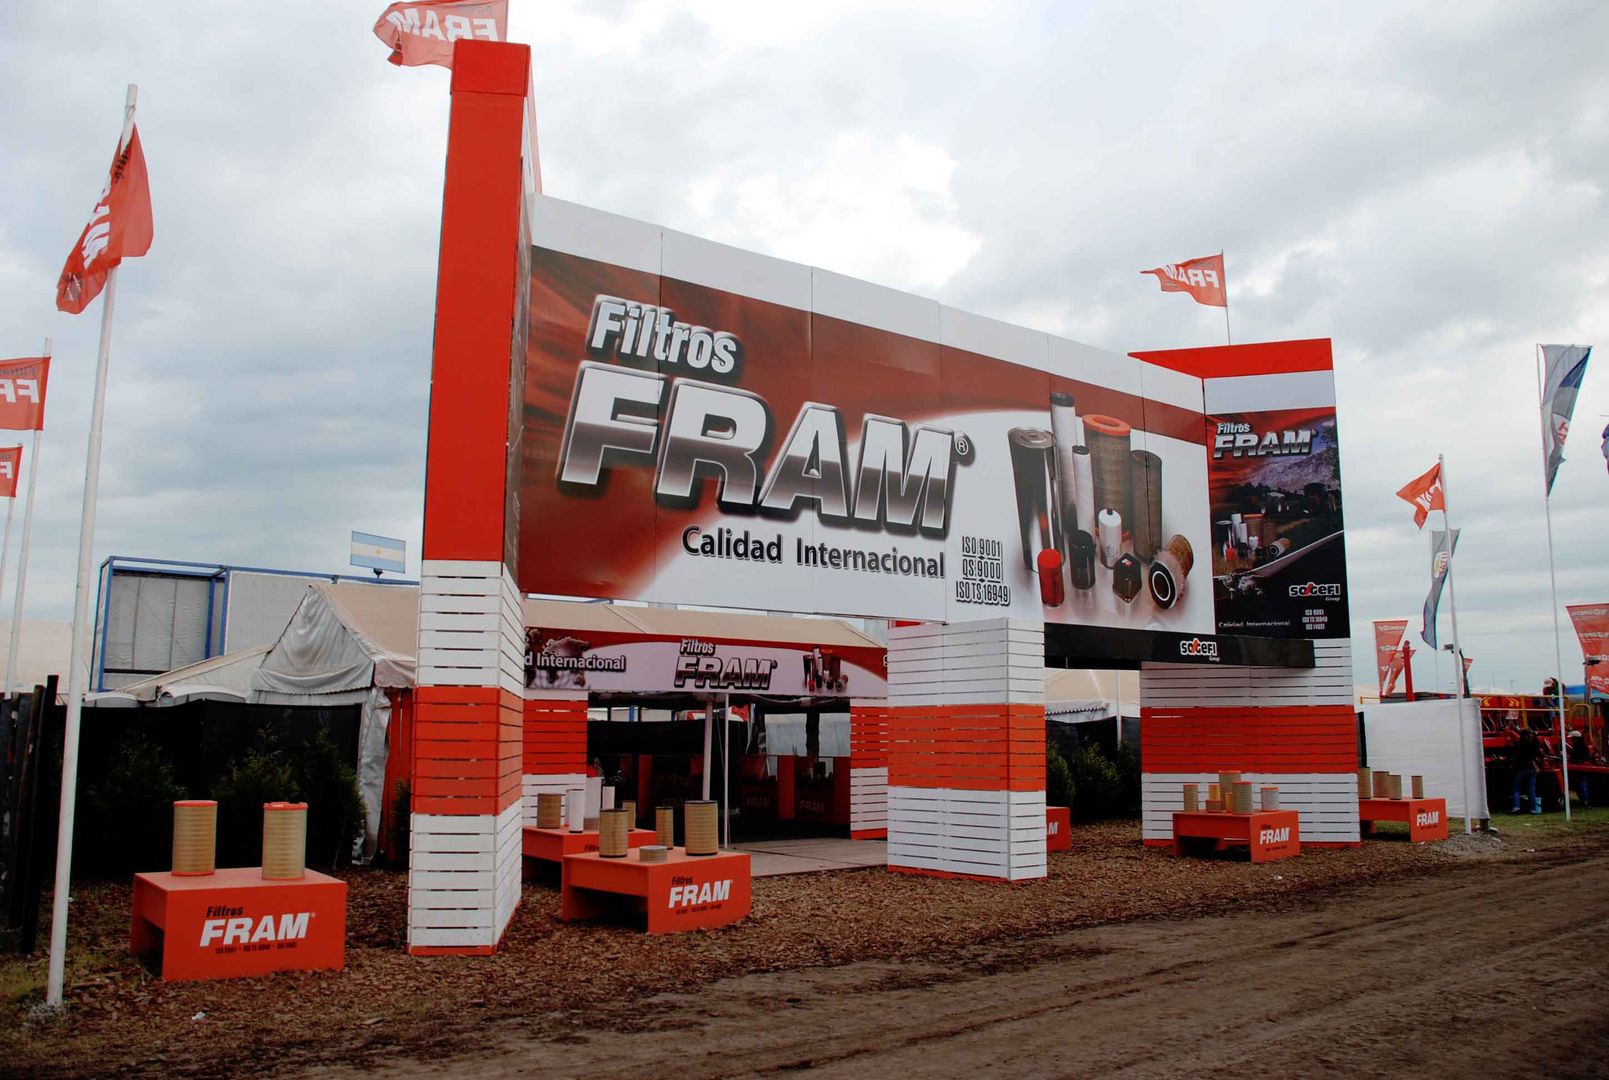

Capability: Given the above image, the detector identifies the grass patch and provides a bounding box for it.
[1484,803,1609,840]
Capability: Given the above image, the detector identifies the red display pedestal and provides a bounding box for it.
[522,825,658,864]
[1359,797,1448,842]
[560,848,751,934]
[1171,810,1301,863]
[130,867,347,981]
[1046,806,1071,852]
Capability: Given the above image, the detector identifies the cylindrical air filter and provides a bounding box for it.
[1071,445,1095,534]
[1219,770,1241,796]
[622,799,637,827]
[261,802,307,881]
[1097,508,1123,568]
[1357,768,1373,800]
[684,799,718,856]
[1113,553,1142,604]
[1069,530,1096,590]
[1084,414,1132,527]
[656,805,676,848]
[1206,797,1224,813]
[1037,548,1065,607]
[1372,771,1391,799]
[537,792,564,829]
[1411,774,1425,800]
[1127,450,1163,561]
[172,800,217,877]
[1147,534,1195,610]
[1260,786,1280,811]
[1008,428,1060,572]
[1049,393,1082,548]
[1267,537,1291,558]
[1387,774,1403,800]
[1231,781,1255,815]
[1207,782,1221,806]
[638,845,667,864]
[1183,783,1200,812]
[598,808,629,858]
[566,788,586,833]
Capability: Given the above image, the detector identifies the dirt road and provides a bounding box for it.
[348,849,1609,1079]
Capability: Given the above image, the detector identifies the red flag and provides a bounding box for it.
[1566,603,1609,697]
[1373,619,1409,697]
[0,358,50,432]
[0,446,21,499]
[374,0,508,68]
[1141,254,1226,307]
[56,127,153,315]
[1395,461,1444,529]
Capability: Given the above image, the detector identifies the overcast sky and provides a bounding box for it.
[0,1,1604,693]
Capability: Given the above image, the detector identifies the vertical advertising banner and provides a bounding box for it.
[1566,603,1609,697]
[1373,618,1409,696]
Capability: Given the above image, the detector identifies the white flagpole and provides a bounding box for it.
[1438,454,1473,834]
[0,478,17,654]
[1535,346,1571,821]
[5,338,48,694]
[1220,250,1232,345]
[46,84,136,1010]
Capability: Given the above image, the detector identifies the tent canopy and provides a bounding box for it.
[85,644,270,706]
[1045,667,1139,721]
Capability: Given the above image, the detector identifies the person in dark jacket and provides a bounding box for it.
[1511,727,1543,814]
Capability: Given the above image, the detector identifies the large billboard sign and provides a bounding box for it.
[519,196,1342,638]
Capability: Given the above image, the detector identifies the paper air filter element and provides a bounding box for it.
[1260,786,1280,811]
[1084,414,1132,527]
[638,845,668,864]
[599,809,629,857]
[622,799,638,827]
[684,799,719,856]
[172,800,217,876]
[1127,449,1163,561]
[1231,781,1254,815]
[261,802,307,881]
[656,805,676,848]
[1387,774,1403,800]
[537,792,564,830]
[1411,775,1424,799]
[1372,771,1391,799]
[1357,768,1373,800]
[1182,783,1200,812]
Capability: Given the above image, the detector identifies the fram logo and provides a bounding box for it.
[1288,582,1342,598]
[1179,637,1219,660]
[382,7,501,44]
[1047,820,1060,836]
[1158,263,1220,289]
[1259,827,1291,845]
[0,379,39,404]
[1415,810,1441,827]
[668,879,732,908]
[199,912,311,947]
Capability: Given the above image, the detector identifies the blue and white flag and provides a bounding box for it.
[1421,527,1460,649]
[1540,344,1592,494]
[351,531,406,574]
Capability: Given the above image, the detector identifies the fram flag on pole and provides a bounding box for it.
[56,127,152,315]
[1373,619,1409,697]
[0,358,50,431]
[1565,603,1609,698]
[1396,461,1444,529]
[1539,344,1592,494]
[374,0,507,68]
[0,446,22,499]
[1141,254,1226,307]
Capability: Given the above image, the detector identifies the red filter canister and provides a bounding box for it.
[1037,548,1065,607]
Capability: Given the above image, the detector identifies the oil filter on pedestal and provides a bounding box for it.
[598,809,629,857]
[1071,445,1095,534]
[1411,775,1424,799]
[172,800,217,877]
[1037,548,1065,607]
[1008,428,1060,573]
[684,799,719,855]
[1069,530,1096,590]
[1127,449,1163,561]
[1207,782,1221,806]
[537,792,563,829]
[1231,781,1255,815]
[638,845,667,864]
[262,802,307,881]
[1372,771,1391,799]
[656,805,675,848]
[1084,414,1132,525]
[1097,508,1123,568]
[622,799,637,827]
[1357,768,1373,800]
[1387,774,1403,800]
[1182,783,1200,812]
[1112,553,1142,604]
[1049,392,1083,548]
[1206,797,1224,813]
[1260,786,1280,811]
[1147,534,1195,609]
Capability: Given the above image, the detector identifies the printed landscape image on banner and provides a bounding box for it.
[1205,403,1349,638]
[518,196,1227,631]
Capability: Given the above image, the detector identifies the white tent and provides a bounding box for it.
[1045,667,1139,723]
[85,645,270,707]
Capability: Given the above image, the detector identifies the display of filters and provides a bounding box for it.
[1084,414,1132,527]
[1372,771,1391,799]
[1411,775,1425,799]
[171,800,217,877]
[566,788,586,833]
[638,845,667,864]
[655,805,675,848]
[1261,786,1280,811]
[1113,553,1142,603]
[1357,768,1373,800]
[537,792,564,829]
[622,799,637,826]
[1387,774,1403,800]
[1049,392,1083,546]
[1231,781,1255,814]
[1069,530,1096,590]
[1071,445,1095,534]
[1097,508,1123,568]
[684,799,719,855]
[1183,783,1200,812]
[1008,427,1060,572]
[1127,450,1163,560]
[1148,534,1195,609]
[599,809,629,858]
[261,802,307,881]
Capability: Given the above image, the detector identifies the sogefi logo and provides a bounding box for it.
[1288,582,1342,599]
[1179,637,1220,661]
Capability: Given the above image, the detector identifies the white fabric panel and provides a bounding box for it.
[1362,699,1489,820]
[353,685,391,863]
[1142,772,1361,844]
[252,587,377,696]
[222,571,321,652]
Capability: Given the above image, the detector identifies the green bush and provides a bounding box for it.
[292,731,367,870]
[211,732,365,871]
[1046,744,1076,810]
[1067,743,1123,822]
[213,747,301,868]
[388,779,411,864]
[80,733,187,875]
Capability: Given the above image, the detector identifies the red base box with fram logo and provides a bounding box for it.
[1045,806,1071,852]
[1359,797,1448,843]
[561,848,751,934]
[1171,810,1301,863]
[130,868,347,981]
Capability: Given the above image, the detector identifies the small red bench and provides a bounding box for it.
[1171,810,1300,863]
[1046,806,1071,852]
[1359,797,1448,842]
[561,848,751,933]
[522,825,659,864]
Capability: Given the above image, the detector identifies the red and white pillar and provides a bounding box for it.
[523,693,588,824]
[885,619,1047,881]
[409,40,532,954]
[848,700,889,840]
